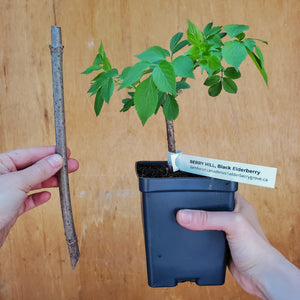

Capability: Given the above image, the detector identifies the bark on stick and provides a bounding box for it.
[165,118,176,153]
[50,25,80,269]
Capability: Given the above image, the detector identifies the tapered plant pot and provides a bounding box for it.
[136,161,238,288]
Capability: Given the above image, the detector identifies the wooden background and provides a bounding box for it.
[0,0,299,299]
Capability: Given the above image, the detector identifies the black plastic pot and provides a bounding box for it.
[136,161,238,288]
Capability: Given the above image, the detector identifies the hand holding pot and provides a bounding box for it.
[0,146,79,247]
[177,192,300,300]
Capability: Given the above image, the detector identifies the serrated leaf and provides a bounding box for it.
[243,38,256,51]
[152,60,176,95]
[119,61,150,89]
[172,40,189,55]
[224,24,249,39]
[224,67,241,79]
[94,89,105,116]
[204,75,221,86]
[171,56,194,78]
[81,65,102,75]
[88,69,117,95]
[176,81,190,90]
[222,41,247,71]
[208,55,222,71]
[170,32,183,53]
[208,81,222,97]
[136,46,170,62]
[100,77,114,103]
[134,76,158,125]
[222,77,237,93]
[187,20,204,47]
[163,94,179,121]
[204,22,213,37]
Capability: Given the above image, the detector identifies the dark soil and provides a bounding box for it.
[136,162,202,178]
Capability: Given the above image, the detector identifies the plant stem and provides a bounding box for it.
[165,118,176,153]
[50,25,80,269]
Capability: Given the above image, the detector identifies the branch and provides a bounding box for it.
[50,25,80,269]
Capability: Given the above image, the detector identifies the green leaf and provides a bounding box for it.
[203,22,213,37]
[254,45,264,68]
[187,20,204,47]
[243,38,256,51]
[155,91,165,114]
[93,54,103,66]
[88,69,117,95]
[98,42,105,56]
[176,81,190,90]
[207,26,223,37]
[134,76,158,125]
[223,24,249,39]
[88,77,102,95]
[251,38,268,45]
[120,97,134,112]
[152,60,176,95]
[219,32,227,39]
[186,46,201,60]
[94,89,105,116]
[170,32,183,53]
[119,61,150,89]
[100,77,114,103]
[236,32,246,41]
[222,41,247,71]
[81,65,102,75]
[222,77,237,93]
[103,56,111,71]
[204,75,221,86]
[207,34,223,49]
[246,48,268,85]
[163,94,179,121]
[136,46,170,62]
[172,40,189,55]
[224,67,241,79]
[208,55,222,71]
[208,81,222,97]
[171,56,194,78]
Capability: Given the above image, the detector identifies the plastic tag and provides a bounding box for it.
[168,151,277,188]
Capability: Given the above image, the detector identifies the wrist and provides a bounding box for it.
[254,247,300,300]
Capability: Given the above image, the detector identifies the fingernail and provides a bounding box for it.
[177,210,193,225]
[47,154,63,168]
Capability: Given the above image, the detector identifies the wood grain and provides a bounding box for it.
[0,0,299,299]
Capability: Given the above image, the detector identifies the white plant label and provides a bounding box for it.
[168,151,277,188]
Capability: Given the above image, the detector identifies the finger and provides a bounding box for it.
[13,154,64,193]
[20,191,52,215]
[30,158,79,190]
[4,146,72,170]
[176,209,238,234]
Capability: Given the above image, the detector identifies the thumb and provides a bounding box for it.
[176,209,237,234]
[14,154,64,192]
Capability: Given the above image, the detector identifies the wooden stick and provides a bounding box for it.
[49,25,80,269]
